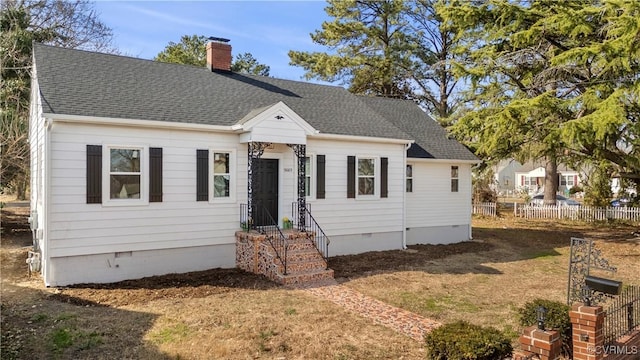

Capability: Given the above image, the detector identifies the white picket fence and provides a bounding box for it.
[516,204,640,222]
[473,202,497,217]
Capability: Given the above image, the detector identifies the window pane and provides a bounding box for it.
[358,159,374,176]
[358,177,374,195]
[110,149,140,172]
[110,175,141,199]
[213,153,229,174]
[305,157,310,174]
[406,179,413,192]
[406,164,412,177]
[305,177,311,196]
[213,175,230,197]
[451,179,459,192]
[451,166,458,178]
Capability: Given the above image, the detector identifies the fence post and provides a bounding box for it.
[514,202,517,217]
[570,303,605,360]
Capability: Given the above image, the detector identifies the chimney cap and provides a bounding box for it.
[208,36,230,43]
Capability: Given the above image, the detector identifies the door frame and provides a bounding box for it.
[255,152,284,225]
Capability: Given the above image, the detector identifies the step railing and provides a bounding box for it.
[291,202,329,266]
[240,203,288,274]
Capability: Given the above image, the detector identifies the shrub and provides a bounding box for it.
[569,185,583,195]
[517,299,571,355]
[424,321,513,360]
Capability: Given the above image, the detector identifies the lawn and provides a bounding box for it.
[2,205,639,359]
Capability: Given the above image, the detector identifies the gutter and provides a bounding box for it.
[43,113,237,133]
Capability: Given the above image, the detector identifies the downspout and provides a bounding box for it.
[44,117,52,286]
[402,142,411,250]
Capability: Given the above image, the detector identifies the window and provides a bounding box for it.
[305,156,312,197]
[451,166,459,192]
[358,158,375,195]
[86,145,161,205]
[524,176,535,186]
[406,164,413,192]
[213,152,230,198]
[110,148,142,199]
[560,175,575,187]
[196,149,235,202]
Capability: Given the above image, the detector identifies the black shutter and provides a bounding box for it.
[380,157,388,198]
[86,145,102,204]
[149,147,163,202]
[316,155,326,199]
[196,149,209,201]
[347,155,355,198]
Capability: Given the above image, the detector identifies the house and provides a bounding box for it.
[514,161,581,195]
[28,39,478,287]
[492,159,582,196]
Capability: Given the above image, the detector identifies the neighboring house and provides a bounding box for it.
[29,40,478,287]
[513,161,581,195]
[492,159,521,194]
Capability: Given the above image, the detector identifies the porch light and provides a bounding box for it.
[537,306,547,331]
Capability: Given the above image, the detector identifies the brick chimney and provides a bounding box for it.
[206,37,232,72]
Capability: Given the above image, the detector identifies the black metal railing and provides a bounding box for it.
[604,285,640,345]
[239,203,288,274]
[291,202,329,265]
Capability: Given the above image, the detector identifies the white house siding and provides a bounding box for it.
[45,121,245,286]
[28,80,48,279]
[300,138,406,255]
[405,161,472,245]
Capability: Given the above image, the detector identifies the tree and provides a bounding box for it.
[231,52,270,77]
[288,0,462,122]
[155,34,270,76]
[155,34,207,66]
[288,0,414,97]
[408,0,462,121]
[1,0,115,199]
[441,0,640,203]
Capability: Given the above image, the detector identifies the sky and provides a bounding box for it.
[93,1,332,82]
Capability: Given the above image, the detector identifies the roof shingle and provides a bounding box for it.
[34,43,476,161]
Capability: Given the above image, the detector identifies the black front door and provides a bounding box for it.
[254,158,279,226]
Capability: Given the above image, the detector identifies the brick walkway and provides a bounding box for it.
[301,281,441,341]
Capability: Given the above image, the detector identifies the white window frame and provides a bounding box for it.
[560,175,574,187]
[102,145,149,206]
[209,149,236,203]
[356,155,379,199]
[298,153,316,201]
[406,164,413,193]
[451,165,459,193]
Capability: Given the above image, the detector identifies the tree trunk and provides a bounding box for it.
[544,157,558,205]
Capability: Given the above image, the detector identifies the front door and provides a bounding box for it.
[254,158,279,226]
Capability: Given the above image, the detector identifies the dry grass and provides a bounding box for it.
[334,214,640,337]
[2,206,639,359]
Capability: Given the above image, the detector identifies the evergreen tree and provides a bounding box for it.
[441,0,640,202]
[288,0,414,97]
[155,35,270,76]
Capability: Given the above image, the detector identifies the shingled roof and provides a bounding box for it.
[357,96,477,161]
[33,43,477,161]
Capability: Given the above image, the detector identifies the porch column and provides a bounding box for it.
[247,142,270,230]
[287,144,306,230]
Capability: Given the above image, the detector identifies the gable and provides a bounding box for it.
[236,102,316,145]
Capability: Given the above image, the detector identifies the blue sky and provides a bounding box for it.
[93,1,331,81]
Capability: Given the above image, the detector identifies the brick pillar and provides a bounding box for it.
[570,303,605,360]
[514,325,562,360]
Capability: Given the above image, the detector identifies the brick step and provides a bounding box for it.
[280,259,327,274]
[277,268,335,286]
[286,248,324,262]
[286,240,317,251]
